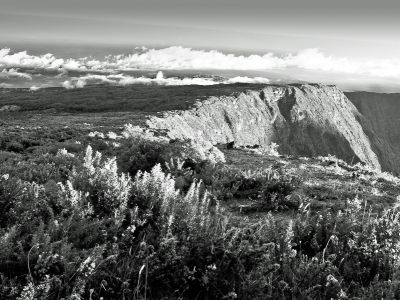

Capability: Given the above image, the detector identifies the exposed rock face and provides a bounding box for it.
[346,92,400,174]
[147,84,381,170]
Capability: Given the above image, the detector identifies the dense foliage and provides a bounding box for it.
[1,137,400,299]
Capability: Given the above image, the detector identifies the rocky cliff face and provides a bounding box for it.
[147,84,381,171]
[346,92,400,174]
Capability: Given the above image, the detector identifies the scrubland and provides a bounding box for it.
[1,119,400,300]
[2,86,400,299]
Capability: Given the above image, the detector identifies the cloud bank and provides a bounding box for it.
[1,46,400,79]
[1,68,32,80]
[61,71,270,89]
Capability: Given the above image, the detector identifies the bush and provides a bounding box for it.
[117,136,170,177]
[257,176,301,211]
[6,141,24,153]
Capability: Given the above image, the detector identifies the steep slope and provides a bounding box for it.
[346,92,400,174]
[147,84,381,170]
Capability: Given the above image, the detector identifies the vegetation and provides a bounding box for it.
[1,128,400,300]
[0,84,259,113]
[2,88,400,299]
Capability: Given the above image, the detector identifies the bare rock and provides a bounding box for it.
[147,84,381,171]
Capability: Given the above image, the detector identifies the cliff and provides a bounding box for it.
[147,84,381,171]
[346,92,400,174]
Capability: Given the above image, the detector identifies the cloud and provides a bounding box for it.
[62,74,124,89]
[29,85,40,91]
[60,71,271,89]
[103,46,283,70]
[2,46,400,82]
[61,81,74,89]
[1,68,32,80]
[0,48,72,70]
[95,47,400,78]
[0,83,14,88]
[118,71,220,86]
[62,79,86,89]
[225,76,270,84]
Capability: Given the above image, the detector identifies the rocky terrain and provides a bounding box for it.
[148,84,386,171]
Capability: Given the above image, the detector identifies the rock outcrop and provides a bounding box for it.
[147,84,381,171]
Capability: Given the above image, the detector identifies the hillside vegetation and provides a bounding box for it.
[2,84,400,299]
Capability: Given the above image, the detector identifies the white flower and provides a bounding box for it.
[56,148,75,158]
[107,131,119,140]
[88,131,105,139]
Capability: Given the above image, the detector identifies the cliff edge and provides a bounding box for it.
[147,84,381,171]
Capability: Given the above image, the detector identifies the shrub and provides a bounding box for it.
[72,146,132,224]
[6,141,24,153]
[117,136,169,177]
[257,176,301,211]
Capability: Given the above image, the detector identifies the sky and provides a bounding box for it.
[1,0,400,59]
[1,0,400,91]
